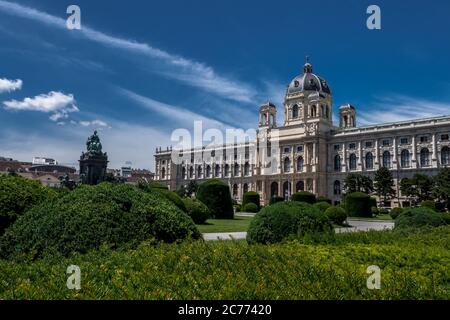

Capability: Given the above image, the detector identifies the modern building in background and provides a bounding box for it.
[154,61,450,207]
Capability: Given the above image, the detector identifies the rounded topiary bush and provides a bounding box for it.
[390,207,404,220]
[242,202,259,213]
[269,196,284,205]
[152,188,187,212]
[420,200,436,211]
[325,206,347,225]
[395,207,446,229]
[0,183,200,260]
[314,201,331,213]
[369,197,378,209]
[291,191,316,204]
[183,198,210,224]
[242,191,260,209]
[247,201,333,244]
[197,179,234,219]
[316,196,332,204]
[345,192,372,217]
[0,174,57,235]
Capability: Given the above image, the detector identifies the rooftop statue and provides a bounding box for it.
[86,130,103,155]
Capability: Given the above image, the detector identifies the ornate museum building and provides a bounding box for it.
[154,61,450,207]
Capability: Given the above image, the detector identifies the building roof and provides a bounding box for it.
[287,61,331,96]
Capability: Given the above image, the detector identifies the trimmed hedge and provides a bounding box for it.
[0,183,200,260]
[314,201,331,213]
[390,207,404,220]
[325,206,347,225]
[0,174,57,235]
[197,179,234,219]
[269,196,285,205]
[316,196,332,204]
[152,188,187,212]
[395,207,446,229]
[291,191,316,204]
[369,197,378,209]
[242,191,260,209]
[247,201,333,244]
[242,203,259,213]
[183,198,210,224]
[345,192,372,217]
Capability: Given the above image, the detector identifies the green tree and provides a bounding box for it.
[344,173,373,194]
[400,174,433,205]
[433,167,450,209]
[374,167,396,205]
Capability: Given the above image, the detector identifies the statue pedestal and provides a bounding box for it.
[79,153,108,185]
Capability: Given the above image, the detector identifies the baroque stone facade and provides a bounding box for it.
[154,61,450,207]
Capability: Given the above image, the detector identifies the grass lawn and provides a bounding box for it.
[196,216,253,233]
[349,213,393,221]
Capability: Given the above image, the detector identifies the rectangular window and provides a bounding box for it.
[365,141,373,148]
[284,147,290,153]
[441,134,449,141]
[297,145,303,152]
[349,143,356,150]
[400,138,408,144]
[334,144,340,151]
[420,136,428,143]
[382,139,390,146]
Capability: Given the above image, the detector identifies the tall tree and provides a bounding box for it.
[433,167,450,209]
[374,167,396,204]
[400,174,433,205]
[344,173,374,194]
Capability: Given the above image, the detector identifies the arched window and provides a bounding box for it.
[382,151,391,168]
[233,184,238,197]
[283,157,291,173]
[182,167,186,179]
[441,146,450,165]
[215,164,220,177]
[349,154,357,170]
[225,164,230,177]
[197,166,202,179]
[296,156,304,172]
[311,105,317,117]
[189,166,194,178]
[161,167,166,179]
[233,163,239,176]
[271,182,278,197]
[306,178,313,192]
[243,183,249,194]
[334,155,341,171]
[244,162,250,176]
[206,165,212,178]
[283,181,290,199]
[420,148,430,167]
[296,181,304,192]
[333,180,341,195]
[365,152,374,170]
[401,149,410,168]
[292,105,299,118]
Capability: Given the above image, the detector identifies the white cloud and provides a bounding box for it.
[358,95,450,126]
[79,120,110,128]
[0,0,255,103]
[2,91,79,121]
[0,78,22,93]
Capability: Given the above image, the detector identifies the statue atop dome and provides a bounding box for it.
[86,130,103,155]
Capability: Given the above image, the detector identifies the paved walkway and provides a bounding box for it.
[202,219,395,241]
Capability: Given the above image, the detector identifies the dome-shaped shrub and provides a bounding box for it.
[390,207,403,220]
[395,207,446,229]
[325,206,347,225]
[420,200,436,211]
[314,201,331,213]
[242,191,260,209]
[247,201,333,244]
[0,183,200,260]
[242,202,259,213]
[345,192,372,217]
[183,198,210,224]
[316,196,332,204]
[197,179,234,219]
[291,191,316,204]
[269,196,284,205]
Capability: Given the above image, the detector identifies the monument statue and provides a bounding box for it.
[79,130,109,185]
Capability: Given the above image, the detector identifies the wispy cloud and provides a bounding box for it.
[358,95,450,125]
[0,0,255,103]
[79,119,110,128]
[117,87,230,130]
[0,77,22,93]
[3,91,79,121]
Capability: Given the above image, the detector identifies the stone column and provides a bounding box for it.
[342,143,347,172]
[374,140,379,169]
[358,141,363,170]
[392,137,398,169]
[312,142,317,172]
[432,133,438,167]
[412,135,417,168]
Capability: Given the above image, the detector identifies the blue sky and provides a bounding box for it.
[1,0,450,169]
